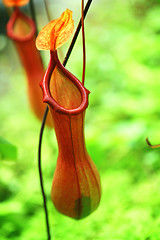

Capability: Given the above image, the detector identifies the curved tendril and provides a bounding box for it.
[38,106,51,240]
[146,137,160,148]
[81,0,86,86]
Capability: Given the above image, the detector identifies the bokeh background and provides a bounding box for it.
[1,0,160,239]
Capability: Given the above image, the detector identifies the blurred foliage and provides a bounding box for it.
[0,137,17,160]
[1,0,160,239]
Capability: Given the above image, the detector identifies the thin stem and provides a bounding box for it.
[146,137,160,149]
[63,0,93,66]
[38,0,93,239]
[81,0,86,85]
[44,0,51,22]
[38,106,50,240]
[29,0,38,36]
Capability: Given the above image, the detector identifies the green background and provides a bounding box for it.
[1,0,160,239]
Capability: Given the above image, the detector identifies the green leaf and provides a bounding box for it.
[0,137,17,160]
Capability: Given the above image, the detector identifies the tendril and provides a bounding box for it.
[44,0,51,22]
[81,0,86,86]
[29,0,38,36]
[146,137,160,149]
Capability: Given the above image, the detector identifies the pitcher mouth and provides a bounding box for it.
[7,7,35,42]
[40,50,90,115]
